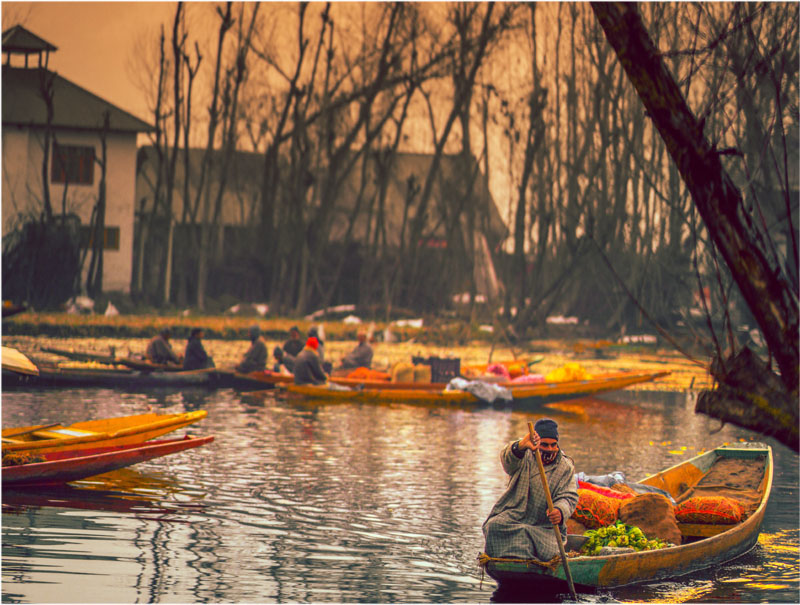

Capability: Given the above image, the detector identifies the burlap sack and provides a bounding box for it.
[566,516,590,535]
[391,362,415,383]
[618,493,682,546]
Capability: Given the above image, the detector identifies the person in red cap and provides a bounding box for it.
[292,336,328,385]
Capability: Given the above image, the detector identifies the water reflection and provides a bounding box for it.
[2,387,798,603]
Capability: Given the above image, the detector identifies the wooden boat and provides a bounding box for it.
[2,435,214,487]
[480,443,773,589]
[3,362,216,389]
[2,411,208,454]
[281,370,669,408]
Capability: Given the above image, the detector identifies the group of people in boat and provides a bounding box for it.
[144,324,374,385]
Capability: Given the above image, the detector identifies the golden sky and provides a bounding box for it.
[4,2,177,121]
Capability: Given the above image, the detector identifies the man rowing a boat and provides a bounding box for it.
[482,418,578,562]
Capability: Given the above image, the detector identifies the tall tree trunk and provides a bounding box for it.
[591,2,798,395]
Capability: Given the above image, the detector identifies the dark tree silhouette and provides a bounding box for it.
[591,1,798,450]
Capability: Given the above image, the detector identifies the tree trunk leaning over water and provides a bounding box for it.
[590,3,798,400]
[696,347,798,451]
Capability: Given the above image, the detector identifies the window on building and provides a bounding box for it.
[79,226,120,251]
[51,144,95,185]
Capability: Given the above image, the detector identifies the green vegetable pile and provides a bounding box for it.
[580,520,672,555]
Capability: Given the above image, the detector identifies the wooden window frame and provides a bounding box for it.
[79,226,120,251]
[51,143,95,185]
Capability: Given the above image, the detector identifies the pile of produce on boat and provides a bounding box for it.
[579,520,673,556]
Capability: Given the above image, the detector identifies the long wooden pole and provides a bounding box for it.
[528,421,578,599]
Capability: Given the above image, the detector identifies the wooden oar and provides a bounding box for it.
[528,421,578,600]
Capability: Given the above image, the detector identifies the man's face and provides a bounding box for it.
[540,438,559,464]
[291,330,300,339]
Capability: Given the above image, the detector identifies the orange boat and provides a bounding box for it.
[282,370,670,408]
[2,411,208,454]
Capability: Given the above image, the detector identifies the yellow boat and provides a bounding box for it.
[480,443,773,589]
[2,411,208,455]
[282,370,669,408]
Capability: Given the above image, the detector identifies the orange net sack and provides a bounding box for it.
[347,367,391,381]
[572,489,622,528]
[674,496,745,524]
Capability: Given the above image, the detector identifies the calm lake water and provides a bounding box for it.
[2,382,798,604]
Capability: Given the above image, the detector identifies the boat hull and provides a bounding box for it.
[2,411,208,454]
[483,444,772,589]
[3,365,215,389]
[283,371,669,408]
[2,435,214,487]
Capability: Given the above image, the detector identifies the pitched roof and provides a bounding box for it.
[2,65,152,133]
[2,25,57,53]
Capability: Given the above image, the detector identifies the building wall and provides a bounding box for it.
[1,126,137,292]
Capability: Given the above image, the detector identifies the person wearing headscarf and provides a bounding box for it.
[482,418,578,562]
[235,325,267,373]
[183,328,215,370]
[292,336,328,385]
[339,329,373,369]
[282,326,304,357]
[146,327,181,366]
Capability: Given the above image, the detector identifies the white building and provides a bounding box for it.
[2,25,152,293]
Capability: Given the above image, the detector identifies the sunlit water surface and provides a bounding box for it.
[2,385,798,603]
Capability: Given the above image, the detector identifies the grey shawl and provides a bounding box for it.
[482,443,579,561]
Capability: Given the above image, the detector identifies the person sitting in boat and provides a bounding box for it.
[183,328,215,370]
[339,329,373,370]
[482,418,578,562]
[282,325,304,357]
[234,325,267,374]
[146,328,182,366]
[293,337,328,385]
[272,346,295,374]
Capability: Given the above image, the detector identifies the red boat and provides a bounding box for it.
[2,435,214,487]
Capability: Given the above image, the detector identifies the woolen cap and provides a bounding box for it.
[534,418,559,440]
[306,336,319,350]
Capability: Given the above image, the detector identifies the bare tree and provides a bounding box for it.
[591,1,798,449]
